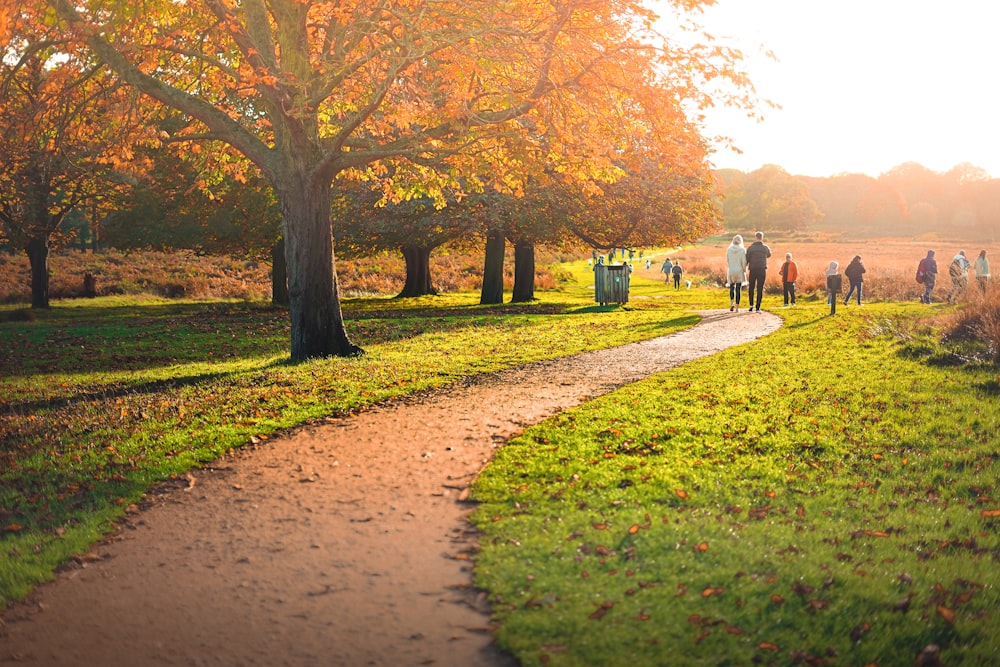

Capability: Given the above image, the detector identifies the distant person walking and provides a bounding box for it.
[843,255,866,305]
[660,258,673,284]
[946,250,972,303]
[671,261,684,289]
[918,250,938,304]
[778,252,798,306]
[725,234,748,312]
[826,261,842,315]
[975,250,991,292]
[745,231,771,312]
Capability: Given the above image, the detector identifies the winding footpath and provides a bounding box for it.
[2,310,781,667]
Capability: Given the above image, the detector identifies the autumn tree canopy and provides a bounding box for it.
[35,0,756,360]
[0,5,149,307]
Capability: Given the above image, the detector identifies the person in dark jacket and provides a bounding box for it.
[843,255,866,305]
[919,250,938,303]
[744,231,771,312]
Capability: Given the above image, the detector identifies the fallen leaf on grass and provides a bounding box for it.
[589,601,614,620]
[936,605,955,625]
[980,509,1000,518]
[701,586,724,598]
[2,523,24,533]
[758,641,780,651]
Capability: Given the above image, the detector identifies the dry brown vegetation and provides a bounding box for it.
[0,247,572,304]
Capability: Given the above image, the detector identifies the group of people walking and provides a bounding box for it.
[915,249,991,304]
[723,232,992,315]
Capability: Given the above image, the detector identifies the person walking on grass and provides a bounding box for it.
[778,252,798,306]
[975,250,990,292]
[946,250,972,303]
[660,258,673,284]
[726,234,748,312]
[843,255,866,305]
[826,261,842,316]
[745,231,771,312]
[918,250,938,304]
[671,261,684,289]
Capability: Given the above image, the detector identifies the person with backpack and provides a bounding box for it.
[843,255,866,305]
[778,252,798,306]
[917,250,938,304]
[671,261,684,289]
[946,250,972,303]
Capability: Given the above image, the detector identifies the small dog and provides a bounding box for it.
[685,280,692,289]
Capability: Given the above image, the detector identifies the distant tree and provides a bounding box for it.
[0,9,147,307]
[855,182,909,231]
[722,165,821,232]
[332,183,473,298]
[799,173,875,228]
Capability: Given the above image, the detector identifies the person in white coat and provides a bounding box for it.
[726,235,748,312]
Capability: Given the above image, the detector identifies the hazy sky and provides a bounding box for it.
[686,0,1000,178]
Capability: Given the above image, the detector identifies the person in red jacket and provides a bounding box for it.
[779,252,798,306]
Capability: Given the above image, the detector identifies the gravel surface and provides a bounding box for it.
[1,309,781,667]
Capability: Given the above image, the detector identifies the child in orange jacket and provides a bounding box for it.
[779,252,798,306]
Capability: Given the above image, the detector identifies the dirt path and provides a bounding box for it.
[1,310,781,667]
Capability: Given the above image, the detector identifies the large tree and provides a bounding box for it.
[43,0,754,360]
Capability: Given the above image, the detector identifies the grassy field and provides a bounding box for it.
[2,246,998,667]
[470,300,1000,666]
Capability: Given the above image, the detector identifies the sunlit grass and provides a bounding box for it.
[471,301,1000,666]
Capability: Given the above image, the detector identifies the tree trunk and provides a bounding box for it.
[398,245,437,297]
[480,230,506,305]
[511,239,535,303]
[279,175,360,361]
[271,237,289,306]
[26,236,50,309]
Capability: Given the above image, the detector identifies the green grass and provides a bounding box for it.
[470,301,1000,666]
[0,264,702,606]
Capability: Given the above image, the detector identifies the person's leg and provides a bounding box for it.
[857,282,863,305]
[790,282,796,305]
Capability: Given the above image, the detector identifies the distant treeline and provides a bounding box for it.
[716,162,999,240]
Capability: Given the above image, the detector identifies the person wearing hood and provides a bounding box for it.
[826,261,842,315]
[843,255,866,305]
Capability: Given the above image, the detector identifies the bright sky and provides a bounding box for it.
[684,0,1000,178]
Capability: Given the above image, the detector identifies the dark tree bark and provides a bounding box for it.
[511,239,535,303]
[480,229,506,305]
[398,245,437,297]
[278,173,360,361]
[26,236,50,309]
[271,237,289,306]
